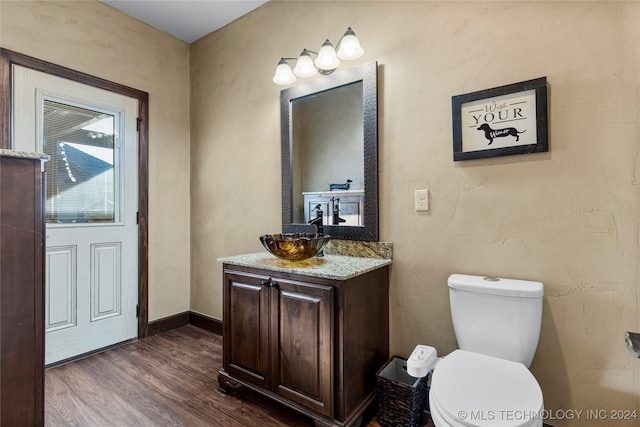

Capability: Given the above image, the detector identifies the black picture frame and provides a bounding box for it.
[452,77,548,161]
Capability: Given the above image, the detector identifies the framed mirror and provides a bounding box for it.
[281,61,378,241]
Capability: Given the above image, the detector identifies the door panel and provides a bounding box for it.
[224,272,271,389]
[45,246,76,332]
[271,279,333,416]
[91,242,122,321]
[12,65,138,364]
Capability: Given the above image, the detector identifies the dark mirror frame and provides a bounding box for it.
[281,61,378,241]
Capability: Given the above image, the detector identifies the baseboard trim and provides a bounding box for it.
[190,312,223,335]
[148,312,190,335]
[147,311,222,336]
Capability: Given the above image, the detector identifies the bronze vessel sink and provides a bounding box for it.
[260,233,330,261]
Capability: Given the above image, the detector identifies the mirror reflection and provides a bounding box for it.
[292,82,364,226]
[281,61,378,241]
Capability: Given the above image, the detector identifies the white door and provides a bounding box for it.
[12,66,138,365]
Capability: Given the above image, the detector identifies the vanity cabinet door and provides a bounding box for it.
[223,272,271,390]
[270,278,333,417]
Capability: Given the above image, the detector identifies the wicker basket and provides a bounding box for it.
[376,356,429,427]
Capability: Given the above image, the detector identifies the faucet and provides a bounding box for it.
[332,197,346,225]
[308,204,324,257]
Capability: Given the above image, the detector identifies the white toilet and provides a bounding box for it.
[428,274,545,427]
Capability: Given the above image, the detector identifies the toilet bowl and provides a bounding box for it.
[429,350,543,427]
[408,274,545,427]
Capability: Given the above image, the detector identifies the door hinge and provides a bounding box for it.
[136,117,142,132]
[136,304,140,318]
[136,211,140,224]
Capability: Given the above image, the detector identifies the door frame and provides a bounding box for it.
[0,48,150,339]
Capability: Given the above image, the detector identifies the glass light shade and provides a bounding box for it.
[273,60,296,85]
[293,50,318,78]
[314,39,340,71]
[337,27,364,60]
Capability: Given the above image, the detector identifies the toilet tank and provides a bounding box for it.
[448,274,544,367]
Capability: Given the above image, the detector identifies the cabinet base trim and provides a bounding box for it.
[217,369,375,427]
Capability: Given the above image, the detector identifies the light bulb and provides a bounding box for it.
[272,59,296,85]
[314,39,340,71]
[293,50,317,78]
[337,27,364,60]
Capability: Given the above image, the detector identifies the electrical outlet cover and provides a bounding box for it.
[415,189,429,211]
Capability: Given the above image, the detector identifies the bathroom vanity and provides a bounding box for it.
[218,252,391,427]
[302,190,364,226]
[0,150,47,425]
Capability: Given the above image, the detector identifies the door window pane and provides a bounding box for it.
[43,100,116,223]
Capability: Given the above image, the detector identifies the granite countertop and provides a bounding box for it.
[0,149,49,160]
[218,252,392,281]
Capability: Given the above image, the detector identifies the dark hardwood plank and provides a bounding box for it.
[45,325,434,427]
[46,326,314,426]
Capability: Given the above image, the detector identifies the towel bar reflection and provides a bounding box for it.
[625,331,640,358]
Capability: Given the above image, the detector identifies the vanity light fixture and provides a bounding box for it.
[272,27,364,85]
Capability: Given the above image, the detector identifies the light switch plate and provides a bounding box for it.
[415,189,429,212]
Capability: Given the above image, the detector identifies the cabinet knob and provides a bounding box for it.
[261,278,272,287]
[260,278,277,288]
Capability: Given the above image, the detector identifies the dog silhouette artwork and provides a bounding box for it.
[477,123,526,145]
[329,179,352,191]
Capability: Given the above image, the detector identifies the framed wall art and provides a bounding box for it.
[452,77,548,161]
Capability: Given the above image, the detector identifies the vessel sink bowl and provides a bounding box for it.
[260,233,330,261]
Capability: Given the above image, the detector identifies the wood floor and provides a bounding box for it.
[45,325,434,427]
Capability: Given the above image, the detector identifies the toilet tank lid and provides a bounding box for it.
[448,274,544,298]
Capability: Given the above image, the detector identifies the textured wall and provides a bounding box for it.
[0,0,192,321]
[191,1,640,425]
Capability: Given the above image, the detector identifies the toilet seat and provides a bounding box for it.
[429,350,543,427]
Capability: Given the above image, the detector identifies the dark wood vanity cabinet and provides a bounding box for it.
[219,263,390,427]
[0,155,45,426]
[222,270,333,416]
